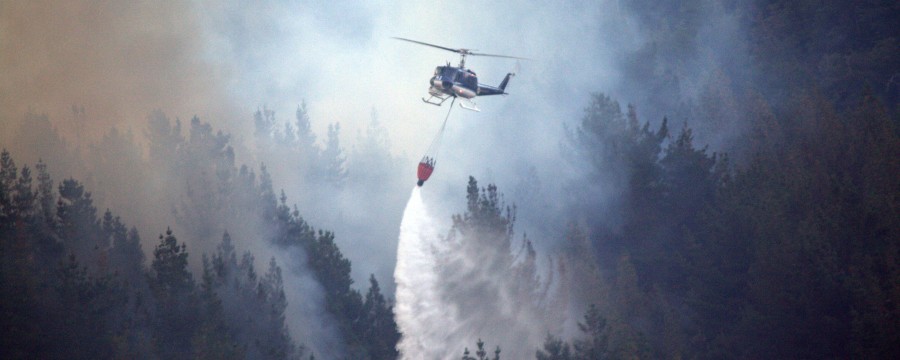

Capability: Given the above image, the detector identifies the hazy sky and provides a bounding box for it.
[1,0,651,286]
[1,0,635,154]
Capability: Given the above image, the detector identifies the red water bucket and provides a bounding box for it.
[417,161,434,186]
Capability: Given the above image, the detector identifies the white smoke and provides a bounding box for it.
[394,187,458,359]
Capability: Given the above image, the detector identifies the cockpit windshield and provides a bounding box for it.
[441,67,457,79]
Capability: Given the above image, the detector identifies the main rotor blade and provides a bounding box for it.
[392,37,461,54]
[468,52,530,60]
[393,37,529,61]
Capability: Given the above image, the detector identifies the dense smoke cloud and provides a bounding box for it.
[1,0,675,279]
[0,1,239,145]
[1,0,765,356]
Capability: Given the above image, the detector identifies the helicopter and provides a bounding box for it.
[393,37,526,111]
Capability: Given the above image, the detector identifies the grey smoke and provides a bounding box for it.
[2,0,754,354]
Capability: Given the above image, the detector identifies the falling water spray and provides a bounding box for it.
[394,187,458,359]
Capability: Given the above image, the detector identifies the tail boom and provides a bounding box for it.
[476,73,515,96]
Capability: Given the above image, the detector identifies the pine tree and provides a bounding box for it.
[361,274,400,359]
[322,122,348,186]
[295,102,317,152]
[34,159,55,227]
[258,257,298,359]
[0,149,17,227]
[148,228,198,359]
[0,151,41,358]
[307,229,363,350]
[572,304,609,359]
[150,228,193,296]
[194,254,243,360]
[56,178,103,268]
[12,165,34,221]
[536,335,572,360]
[48,254,122,359]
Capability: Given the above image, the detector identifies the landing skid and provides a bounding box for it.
[422,93,479,111]
[459,98,480,112]
[423,94,451,106]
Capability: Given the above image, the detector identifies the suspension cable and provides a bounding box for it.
[423,97,456,160]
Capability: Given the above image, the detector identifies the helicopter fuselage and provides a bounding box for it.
[430,66,478,99]
[428,65,510,101]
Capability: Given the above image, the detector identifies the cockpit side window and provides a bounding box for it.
[462,71,477,89]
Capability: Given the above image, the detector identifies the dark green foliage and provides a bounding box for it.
[200,232,300,359]
[149,229,199,359]
[0,151,40,358]
[56,178,104,267]
[259,258,297,359]
[47,255,123,359]
[300,227,399,359]
[536,335,572,360]
[0,144,317,359]
[0,149,18,226]
[1,105,400,359]
[748,0,900,110]
[361,275,401,359]
[572,305,609,359]
[275,212,399,359]
[194,253,244,360]
[559,85,899,358]
[150,228,193,294]
[536,305,616,360]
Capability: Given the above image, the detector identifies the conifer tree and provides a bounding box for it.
[0,149,17,227]
[295,102,317,153]
[49,254,121,359]
[56,179,103,268]
[572,304,609,360]
[322,122,348,186]
[34,160,55,227]
[361,274,400,359]
[195,254,243,360]
[258,257,298,359]
[149,228,198,359]
[13,165,34,220]
[536,335,572,360]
